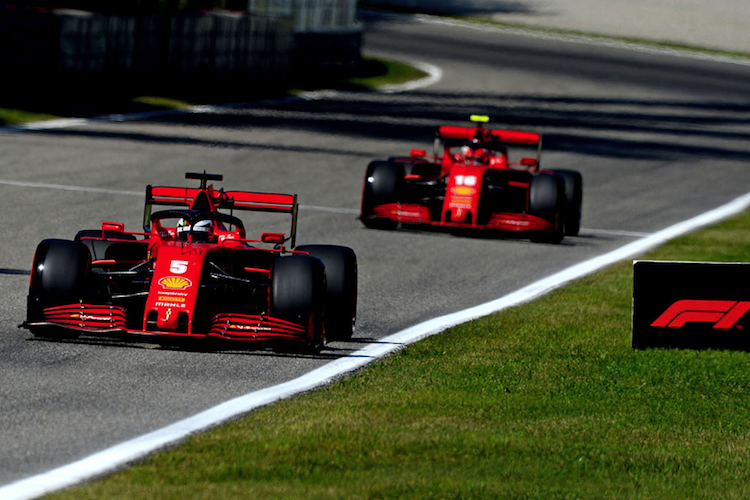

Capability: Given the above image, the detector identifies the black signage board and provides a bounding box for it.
[632,260,750,350]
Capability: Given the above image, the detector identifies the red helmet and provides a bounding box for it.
[475,148,491,164]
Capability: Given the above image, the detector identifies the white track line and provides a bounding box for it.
[0,179,142,197]
[3,189,749,499]
[0,179,360,214]
[378,61,443,93]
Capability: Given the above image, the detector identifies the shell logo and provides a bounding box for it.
[158,276,193,290]
[451,186,476,196]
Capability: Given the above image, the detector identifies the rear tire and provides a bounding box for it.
[529,174,564,244]
[549,169,583,236]
[270,255,326,353]
[360,161,403,230]
[296,245,357,341]
[27,239,91,338]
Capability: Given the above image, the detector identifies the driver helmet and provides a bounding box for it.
[461,145,473,161]
[176,218,214,242]
[475,148,491,164]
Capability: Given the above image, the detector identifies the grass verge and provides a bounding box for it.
[0,56,427,127]
[45,211,750,499]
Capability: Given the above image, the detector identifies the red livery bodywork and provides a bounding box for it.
[360,117,583,242]
[23,172,357,352]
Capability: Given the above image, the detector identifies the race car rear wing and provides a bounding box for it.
[143,173,298,247]
[437,126,540,145]
[436,125,543,167]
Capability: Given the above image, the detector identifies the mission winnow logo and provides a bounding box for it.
[632,261,750,349]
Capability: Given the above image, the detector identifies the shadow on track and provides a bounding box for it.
[25,335,354,361]
[0,268,29,276]
[21,89,750,164]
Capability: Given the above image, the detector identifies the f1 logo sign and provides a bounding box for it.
[632,261,750,349]
[650,300,750,329]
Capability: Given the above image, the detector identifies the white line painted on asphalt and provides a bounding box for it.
[0,179,142,197]
[0,179,360,214]
[378,61,444,93]
[3,190,749,500]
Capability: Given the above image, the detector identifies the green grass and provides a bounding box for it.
[45,211,750,499]
[131,96,194,110]
[289,57,427,93]
[0,108,59,126]
[0,56,427,127]
[343,57,428,88]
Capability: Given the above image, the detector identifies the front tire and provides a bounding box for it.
[270,255,326,353]
[27,239,91,338]
[360,161,404,230]
[549,169,583,236]
[296,245,357,341]
[529,174,565,244]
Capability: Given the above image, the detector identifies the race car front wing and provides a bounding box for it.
[23,304,310,344]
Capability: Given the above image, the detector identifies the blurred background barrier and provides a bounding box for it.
[248,0,362,70]
[0,0,362,87]
[249,0,358,32]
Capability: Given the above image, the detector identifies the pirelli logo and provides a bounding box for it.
[157,296,186,304]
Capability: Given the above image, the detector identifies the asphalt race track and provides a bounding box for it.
[1,13,749,486]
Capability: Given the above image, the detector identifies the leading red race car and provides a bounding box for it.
[22,172,357,353]
[360,116,583,242]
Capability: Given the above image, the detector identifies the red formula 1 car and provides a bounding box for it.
[360,116,583,242]
[22,172,357,353]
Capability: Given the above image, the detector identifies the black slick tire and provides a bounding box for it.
[270,255,326,353]
[296,245,357,341]
[360,161,403,230]
[549,169,583,236]
[529,174,565,244]
[27,239,91,338]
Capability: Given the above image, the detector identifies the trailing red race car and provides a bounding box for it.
[360,116,583,242]
[22,172,357,353]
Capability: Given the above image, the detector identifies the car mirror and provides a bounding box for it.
[261,233,286,245]
[102,221,125,233]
